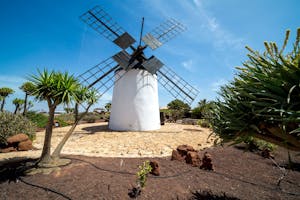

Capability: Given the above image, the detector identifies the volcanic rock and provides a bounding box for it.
[177,145,195,156]
[186,151,201,167]
[150,160,160,176]
[171,149,185,161]
[18,139,33,151]
[200,152,214,170]
[7,133,29,144]
[0,146,17,153]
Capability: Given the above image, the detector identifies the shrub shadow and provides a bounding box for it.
[190,190,240,200]
[183,129,203,132]
[0,157,38,183]
[81,124,111,134]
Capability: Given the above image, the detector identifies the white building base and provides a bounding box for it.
[109,69,161,131]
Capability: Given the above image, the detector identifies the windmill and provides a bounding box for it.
[78,6,199,131]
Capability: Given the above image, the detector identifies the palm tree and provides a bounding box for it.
[0,87,14,112]
[20,82,35,115]
[52,88,99,159]
[12,98,25,114]
[29,69,80,165]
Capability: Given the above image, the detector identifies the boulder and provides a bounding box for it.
[18,139,33,151]
[177,144,195,156]
[0,146,17,153]
[186,151,201,167]
[150,160,160,176]
[7,133,29,144]
[171,149,185,161]
[200,152,214,170]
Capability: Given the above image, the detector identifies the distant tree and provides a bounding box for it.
[29,69,80,166]
[64,107,74,114]
[0,87,14,112]
[20,82,35,115]
[167,99,191,120]
[192,99,215,119]
[27,101,34,111]
[105,102,111,112]
[167,99,190,111]
[12,98,25,114]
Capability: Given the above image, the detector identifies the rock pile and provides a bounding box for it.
[171,145,214,170]
[0,133,34,153]
[171,145,201,167]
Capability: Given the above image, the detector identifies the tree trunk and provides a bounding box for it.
[38,104,56,165]
[14,105,19,114]
[51,119,80,158]
[23,93,28,116]
[74,103,79,121]
[0,98,5,112]
[52,103,91,159]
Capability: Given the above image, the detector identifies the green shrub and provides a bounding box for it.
[26,111,48,128]
[198,119,211,128]
[55,113,74,126]
[0,112,36,145]
[82,112,100,123]
[211,28,300,150]
[54,117,69,127]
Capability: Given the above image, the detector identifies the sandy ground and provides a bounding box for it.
[0,122,217,160]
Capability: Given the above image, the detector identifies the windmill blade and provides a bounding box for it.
[142,56,164,74]
[80,5,136,49]
[78,56,124,97]
[112,50,139,70]
[142,18,186,50]
[157,65,199,105]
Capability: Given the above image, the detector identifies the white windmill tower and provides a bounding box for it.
[78,6,199,131]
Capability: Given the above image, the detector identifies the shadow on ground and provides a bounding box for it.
[0,157,37,183]
[183,128,203,132]
[81,124,110,134]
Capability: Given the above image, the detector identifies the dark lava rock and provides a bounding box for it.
[150,160,160,176]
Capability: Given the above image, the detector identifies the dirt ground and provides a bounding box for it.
[0,123,300,199]
[1,145,300,200]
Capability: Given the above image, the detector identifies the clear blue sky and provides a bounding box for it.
[0,0,299,112]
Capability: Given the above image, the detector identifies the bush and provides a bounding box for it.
[26,111,48,128]
[197,119,211,128]
[54,117,69,127]
[0,112,36,145]
[55,113,74,126]
[211,28,300,151]
[82,112,100,123]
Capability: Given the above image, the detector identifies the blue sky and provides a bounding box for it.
[0,0,299,112]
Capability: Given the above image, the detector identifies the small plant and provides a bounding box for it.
[0,112,36,145]
[128,160,152,198]
[137,160,152,188]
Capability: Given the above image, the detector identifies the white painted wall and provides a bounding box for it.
[109,69,161,131]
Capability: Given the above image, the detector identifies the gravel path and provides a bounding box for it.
[0,122,217,160]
